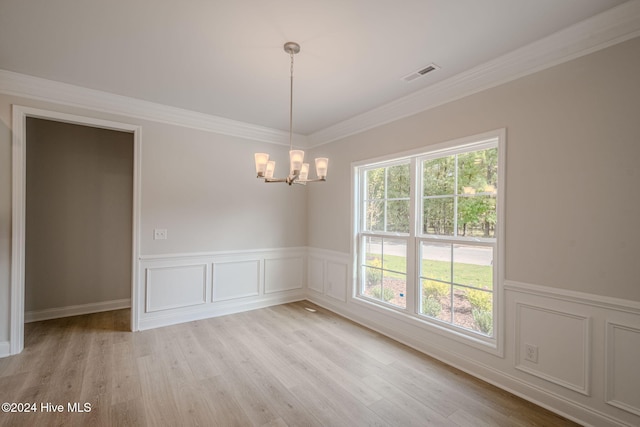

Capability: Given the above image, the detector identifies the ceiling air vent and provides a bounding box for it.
[402,63,440,82]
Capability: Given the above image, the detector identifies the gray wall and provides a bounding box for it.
[25,118,133,311]
[308,36,640,302]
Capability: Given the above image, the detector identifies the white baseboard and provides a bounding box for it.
[138,291,305,330]
[25,298,131,323]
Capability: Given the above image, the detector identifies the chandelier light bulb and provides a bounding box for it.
[265,160,276,179]
[315,157,329,179]
[289,150,304,174]
[299,163,310,181]
[254,153,269,177]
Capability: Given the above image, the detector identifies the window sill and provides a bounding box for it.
[352,295,502,357]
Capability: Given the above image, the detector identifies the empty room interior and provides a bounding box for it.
[1,1,639,426]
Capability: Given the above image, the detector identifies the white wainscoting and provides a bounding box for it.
[307,248,350,304]
[138,248,306,330]
[505,281,640,427]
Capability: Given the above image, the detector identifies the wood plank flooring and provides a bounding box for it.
[0,302,579,426]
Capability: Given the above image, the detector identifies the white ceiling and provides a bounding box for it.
[0,0,632,136]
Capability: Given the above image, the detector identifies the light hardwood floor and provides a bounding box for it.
[0,302,579,426]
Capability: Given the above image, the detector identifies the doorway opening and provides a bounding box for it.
[10,106,141,355]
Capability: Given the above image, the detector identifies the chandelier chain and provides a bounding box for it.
[289,50,294,151]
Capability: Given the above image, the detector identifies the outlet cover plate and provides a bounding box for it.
[154,229,167,240]
[524,343,538,363]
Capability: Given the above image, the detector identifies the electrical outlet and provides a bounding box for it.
[524,343,538,363]
[154,229,167,240]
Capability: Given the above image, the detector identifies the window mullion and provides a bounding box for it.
[449,244,454,324]
[383,167,388,232]
[453,154,458,237]
[405,158,417,314]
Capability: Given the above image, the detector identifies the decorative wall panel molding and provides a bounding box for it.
[515,303,591,395]
[145,264,208,312]
[307,256,324,293]
[605,321,640,416]
[264,257,304,294]
[326,261,348,302]
[306,248,350,303]
[212,259,260,302]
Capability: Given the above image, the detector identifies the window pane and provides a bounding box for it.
[420,242,451,282]
[423,156,455,196]
[452,245,493,290]
[467,288,493,336]
[362,266,382,298]
[421,279,451,322]
[452,285,472,330]
[457,196,496,238]
[423,197,454,235]
[363,236,382,265]
[387,163,410,198]
[457,148,498,195]
[366,168,385,200]
[387,200,410,233]
[365,200,384,231]
[382,238,406,274]
[384,271,406,308]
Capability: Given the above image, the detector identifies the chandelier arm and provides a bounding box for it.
[297,178,326,183]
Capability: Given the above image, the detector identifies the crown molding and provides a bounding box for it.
[1,2,639,148]
[308,0,640,147]
[0,69,308,147]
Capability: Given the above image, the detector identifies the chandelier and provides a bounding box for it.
[254,42,328,185]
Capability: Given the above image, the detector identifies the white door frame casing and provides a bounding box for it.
[10,105,142,355]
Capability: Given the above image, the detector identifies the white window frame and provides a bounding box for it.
[351,129,505,354]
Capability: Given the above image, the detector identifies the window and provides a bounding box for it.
[355,131,503,344]
[361,162,410,309]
